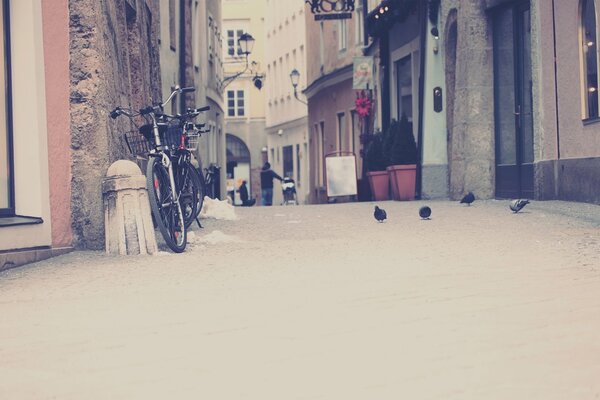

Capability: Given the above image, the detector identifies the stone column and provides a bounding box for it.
[102,160,157,256]
[449,1,496,199]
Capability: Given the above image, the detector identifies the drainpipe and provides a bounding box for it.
[551,0,561,198]
[179,0,187,112]
[381,33,390,133]
[416,0,427,199]
[551,0,560,160]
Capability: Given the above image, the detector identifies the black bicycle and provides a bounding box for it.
[110,87,209,252]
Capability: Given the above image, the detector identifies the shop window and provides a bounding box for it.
[0,0,13,216]
[581,0,599,119]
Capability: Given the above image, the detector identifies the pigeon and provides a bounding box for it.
[374,205,387,222]
[419,206,431,219]
[509,199,530,213]
[460,192,475,206]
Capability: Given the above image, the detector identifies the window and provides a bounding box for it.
[208,16,214,59]
[283,145,293,179]
[337,112,347,151]
[227,29,244,57]
[319,22,325,69]
[227,90,245,117]
[581,0,599,119]
[0,0,13,215]
[169,0,176,50]
[315,122,325,186]
[351,111,362,176]
[355,6,364,46]
[296,143,301,184]
[338,19,347,51]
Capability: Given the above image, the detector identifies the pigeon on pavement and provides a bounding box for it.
[374,205,387,222]
[509,199,530,213]
[419,206,431,219]
[460,192,475,206]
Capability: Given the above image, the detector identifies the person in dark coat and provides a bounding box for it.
[260,162,283,206]
[238,180,255,207]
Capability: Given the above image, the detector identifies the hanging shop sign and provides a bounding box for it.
[306,0,355,20]
[353,56,374,90]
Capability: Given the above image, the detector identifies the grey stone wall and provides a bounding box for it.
[70,0,162,249]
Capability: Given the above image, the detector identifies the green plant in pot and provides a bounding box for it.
[364,130,390,201]
[386,114,418,201]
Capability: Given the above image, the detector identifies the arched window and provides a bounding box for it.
[581,0,599,119]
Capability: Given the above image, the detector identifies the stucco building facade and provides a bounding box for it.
[1,0,72,266]
[264,0,309,205]
[437,0,600,203]
[305,1,367,203]
[159,0,226,199]
[222,0,267,204]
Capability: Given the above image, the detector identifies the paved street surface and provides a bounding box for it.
[1,199,600,399]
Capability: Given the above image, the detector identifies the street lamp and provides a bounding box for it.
[221,32,256,89]
[238,32,255,56]
[289,68,307,105]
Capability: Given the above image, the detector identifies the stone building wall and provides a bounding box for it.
[70,0,162,249]
[439,0,496,200]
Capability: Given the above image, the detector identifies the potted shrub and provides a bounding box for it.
[364,130,390,201]
[386,115,418,201]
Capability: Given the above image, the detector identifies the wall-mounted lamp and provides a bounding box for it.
[430,26,440,54]
[290,68,308,105]
[221,33,256,89]
[250,61,265,90]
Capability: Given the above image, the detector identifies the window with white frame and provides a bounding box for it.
[581,0,599,119]
[226,28,244,57]
[338,19,347,51]
[355,5,364,46]
[227,90,245,117]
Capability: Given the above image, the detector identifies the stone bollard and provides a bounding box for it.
[102,160,158,255]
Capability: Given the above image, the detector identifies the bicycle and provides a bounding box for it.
[110,87,209,252]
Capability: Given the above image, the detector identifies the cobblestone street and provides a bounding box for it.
[1,200,600,399]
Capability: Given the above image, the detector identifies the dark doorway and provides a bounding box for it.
[492,2,534,199]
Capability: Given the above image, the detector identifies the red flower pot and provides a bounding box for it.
[366,171,389,201]
[387,164,416,201]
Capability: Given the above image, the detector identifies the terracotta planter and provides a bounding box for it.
[366,171,389,201]
[387,164,416,201]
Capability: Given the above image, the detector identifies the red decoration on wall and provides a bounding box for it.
[355,90,372,118]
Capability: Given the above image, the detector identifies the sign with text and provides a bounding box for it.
[353,57,374,90]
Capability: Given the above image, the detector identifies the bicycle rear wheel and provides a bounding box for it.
[180,163,205,229]
[146,157,187,253]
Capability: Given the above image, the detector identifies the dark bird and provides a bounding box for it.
[509,199,530,213]
[460,192,475,206]
[374,205,387,222]
[419,206,432,219]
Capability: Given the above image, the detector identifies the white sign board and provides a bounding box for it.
[326,155,358,197]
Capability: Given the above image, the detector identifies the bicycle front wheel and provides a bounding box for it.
[146,157,187,253]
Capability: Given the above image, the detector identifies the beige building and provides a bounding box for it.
[159,0,226,199]
[305,2,368,203]
[264,0,309,205]
[222,0,267,204]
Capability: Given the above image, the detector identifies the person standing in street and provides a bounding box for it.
[260,162,283,206]
[238,180,256,207]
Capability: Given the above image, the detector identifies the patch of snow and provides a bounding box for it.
[200,196,238,220]
[193,230,241,245]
